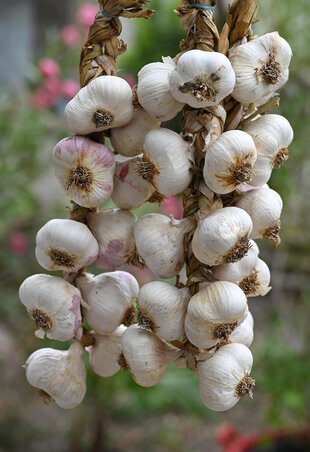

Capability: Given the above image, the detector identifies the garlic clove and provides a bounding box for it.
[86,209,137,271]
[203,130,257,194]
[192,206,253,266]
[53,136,115,208]
[230,311,254,348]
[185,281,248,349]
[235,187,283,244]
[35,219,99,272]
[136,128,192,197]
[138,281,191,341]
[197,343,254,411]
[19,274,82,341]
[230,32,292,106]
[64,75,133,134]
[170,50,236,108]
[112,156,154,210]
[134,213,194,279]
[76,271,139,335]
[25,341,87,409]
[110,108,160,157]
[88,325,126,377]
[121,324,182,387]
[137,58,184,121]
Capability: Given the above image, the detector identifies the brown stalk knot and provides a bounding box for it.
[92,109,114,128]
[135,157,158,182]
[118,353,130,371]
[239,269,259,295]
[262,219,281,245]
[179,80,216,103]
[235,374,255,398]
[137,308,155,332]
[256,53,281,85]
[213,321,238,341]
[224,236,251,263]
[127,248,145,270]
[48,249,74,268]
[122,306,137,327]
[273,147,289,168]
[67,166,93,191]
[31,309,53,331]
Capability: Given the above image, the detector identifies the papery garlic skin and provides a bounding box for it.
[185,281,248,349]
[138,281,190,341]
[137,58,184,121]
[110,108,160,157]
[230,32,292,105]
[139,128,192,197]
[134,213,193,279]
[35,219,99,272]
[197,343,254,411]
[53,136,115,208]
[121,325,181,387]
[170,50,235,108]
[192,207,253,266]
[203,130,257,194]
[19,274,82,341]
[235,187,283,244]
[88,325,126,377]
[25,341,87,409]
[64,76,133,134]
[230,311,254,348]
[76,271,139,335]
[86,209,137,271]
[112,156,154,210]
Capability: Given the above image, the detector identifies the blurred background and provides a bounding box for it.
[0,0,310,451]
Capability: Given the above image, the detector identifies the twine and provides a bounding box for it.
[189,4,216,12]
[100,7,119,19]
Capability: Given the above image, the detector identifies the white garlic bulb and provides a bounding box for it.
[86,209,137,270]
[25,341,87,409]
[230,32,292,105]
[248,258,271,297]
[110,108,160,157]
[230,311,254,348]
[138,281,190,341]
[197,343,254,411]
[137,58,184,121]
[250,239,260,257]
[185,281,248,349]
[203,130,257,194]
[64,76,133,134]
[35,219,99,272]
[242,114,293,185]
[19,274,82,341]
[88,325,126,377]
[137,128,192,197]
[192,207,253,265]
[76,271,139,335]
[134,213,193,279]
[170,50,236,108]
[121,325,181,387]
[53,136,115,208]
[235,187,283,244]
[112,156,154,210]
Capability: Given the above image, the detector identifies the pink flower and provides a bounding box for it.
[77,3,98,27]
[61,25,81,47]
[62,79,80,99]
[216,423,239,449]
[43,77,62,98]
[38,58,60,78]
[31,88,55,109]
[9,231,27,256]
[226,435,258,452]
[161,196,184,220]
[124,74,137,89]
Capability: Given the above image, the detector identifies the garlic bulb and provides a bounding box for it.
[25,341,86,409]
[19,274,82,341]
[121,325,181,387]
[230,311,254,348]
[185,281,248,349]
[35,219,99,272]
[64,76,133,134]
[192,207,253,265]
[170,50,235,108]
[197,343,254,411]
[112,156,154,210]
[138,281,190,341]
[134,213,193,278]
[250,239,260,256]
[110,108,160,157]
[136,128,192,197]
[137,58,184,121]
[248,257,271,297]
[76,271,139,334]
[86,209,137,270]
[242,114,294,185]
[230,32,292,105]
[53,136,115,208]
[235,187,283,244]
[88,325,126,377]
[203,130,257,194]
